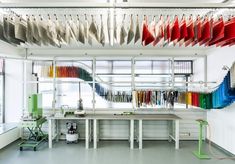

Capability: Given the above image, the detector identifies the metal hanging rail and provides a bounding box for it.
[0,2,235,9]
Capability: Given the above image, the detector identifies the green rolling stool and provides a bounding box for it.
[193,119,210,159]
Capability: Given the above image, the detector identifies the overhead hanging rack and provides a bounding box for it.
[1,6,235,49]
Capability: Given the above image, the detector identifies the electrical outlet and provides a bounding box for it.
[180,132,191,136]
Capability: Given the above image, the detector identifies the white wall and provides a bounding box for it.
[5,60,24,123]
[206,47,235,155]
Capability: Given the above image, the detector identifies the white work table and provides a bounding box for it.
[90,114,135,149]
[47,114,181,150]
[134,114,181,149]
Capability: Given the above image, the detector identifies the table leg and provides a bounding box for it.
[56,120,59,142]
[97,120,99,142]
[175,120,179,149]
[85,119,89,149]
[48,119,52,148]
[139,120,143,149]
[93,119,97,149]
[130,119,134,149]
[89,120,92,142]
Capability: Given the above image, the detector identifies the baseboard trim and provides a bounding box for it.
[206,139,235,156]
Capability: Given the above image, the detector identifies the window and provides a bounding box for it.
[33,59,193,111]
[95,60,132,109]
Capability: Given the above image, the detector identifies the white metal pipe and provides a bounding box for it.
[0,2,234,8]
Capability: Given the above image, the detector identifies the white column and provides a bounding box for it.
[175,120,179,149]
[48,119,52,148]
[93,119,97,149]
[52,58,56,115]
[139,120,143,149]
[130,119,134,149]
[85,119,89,149]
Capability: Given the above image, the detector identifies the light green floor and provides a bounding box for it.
[0,140,234,164]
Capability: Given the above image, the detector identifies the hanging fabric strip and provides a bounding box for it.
[178,15,188,47]
[170,15,180,45]
[120,14,127,45]
[208,16,224,46]
[107,14,111,45]
[113,14,117,43]
[163,15,171,47]
[216,17,235,47]
[153,15,164,47]
[185,15,194,47]
[142,15,155,46]
[100,15,105,46]
[192,15,202,46]
[127,14,134,44]
[78,16,85,44]
[14,16,27,42]
[89,15,99,43]
[199,16,212,46]
[134,15,141,43]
